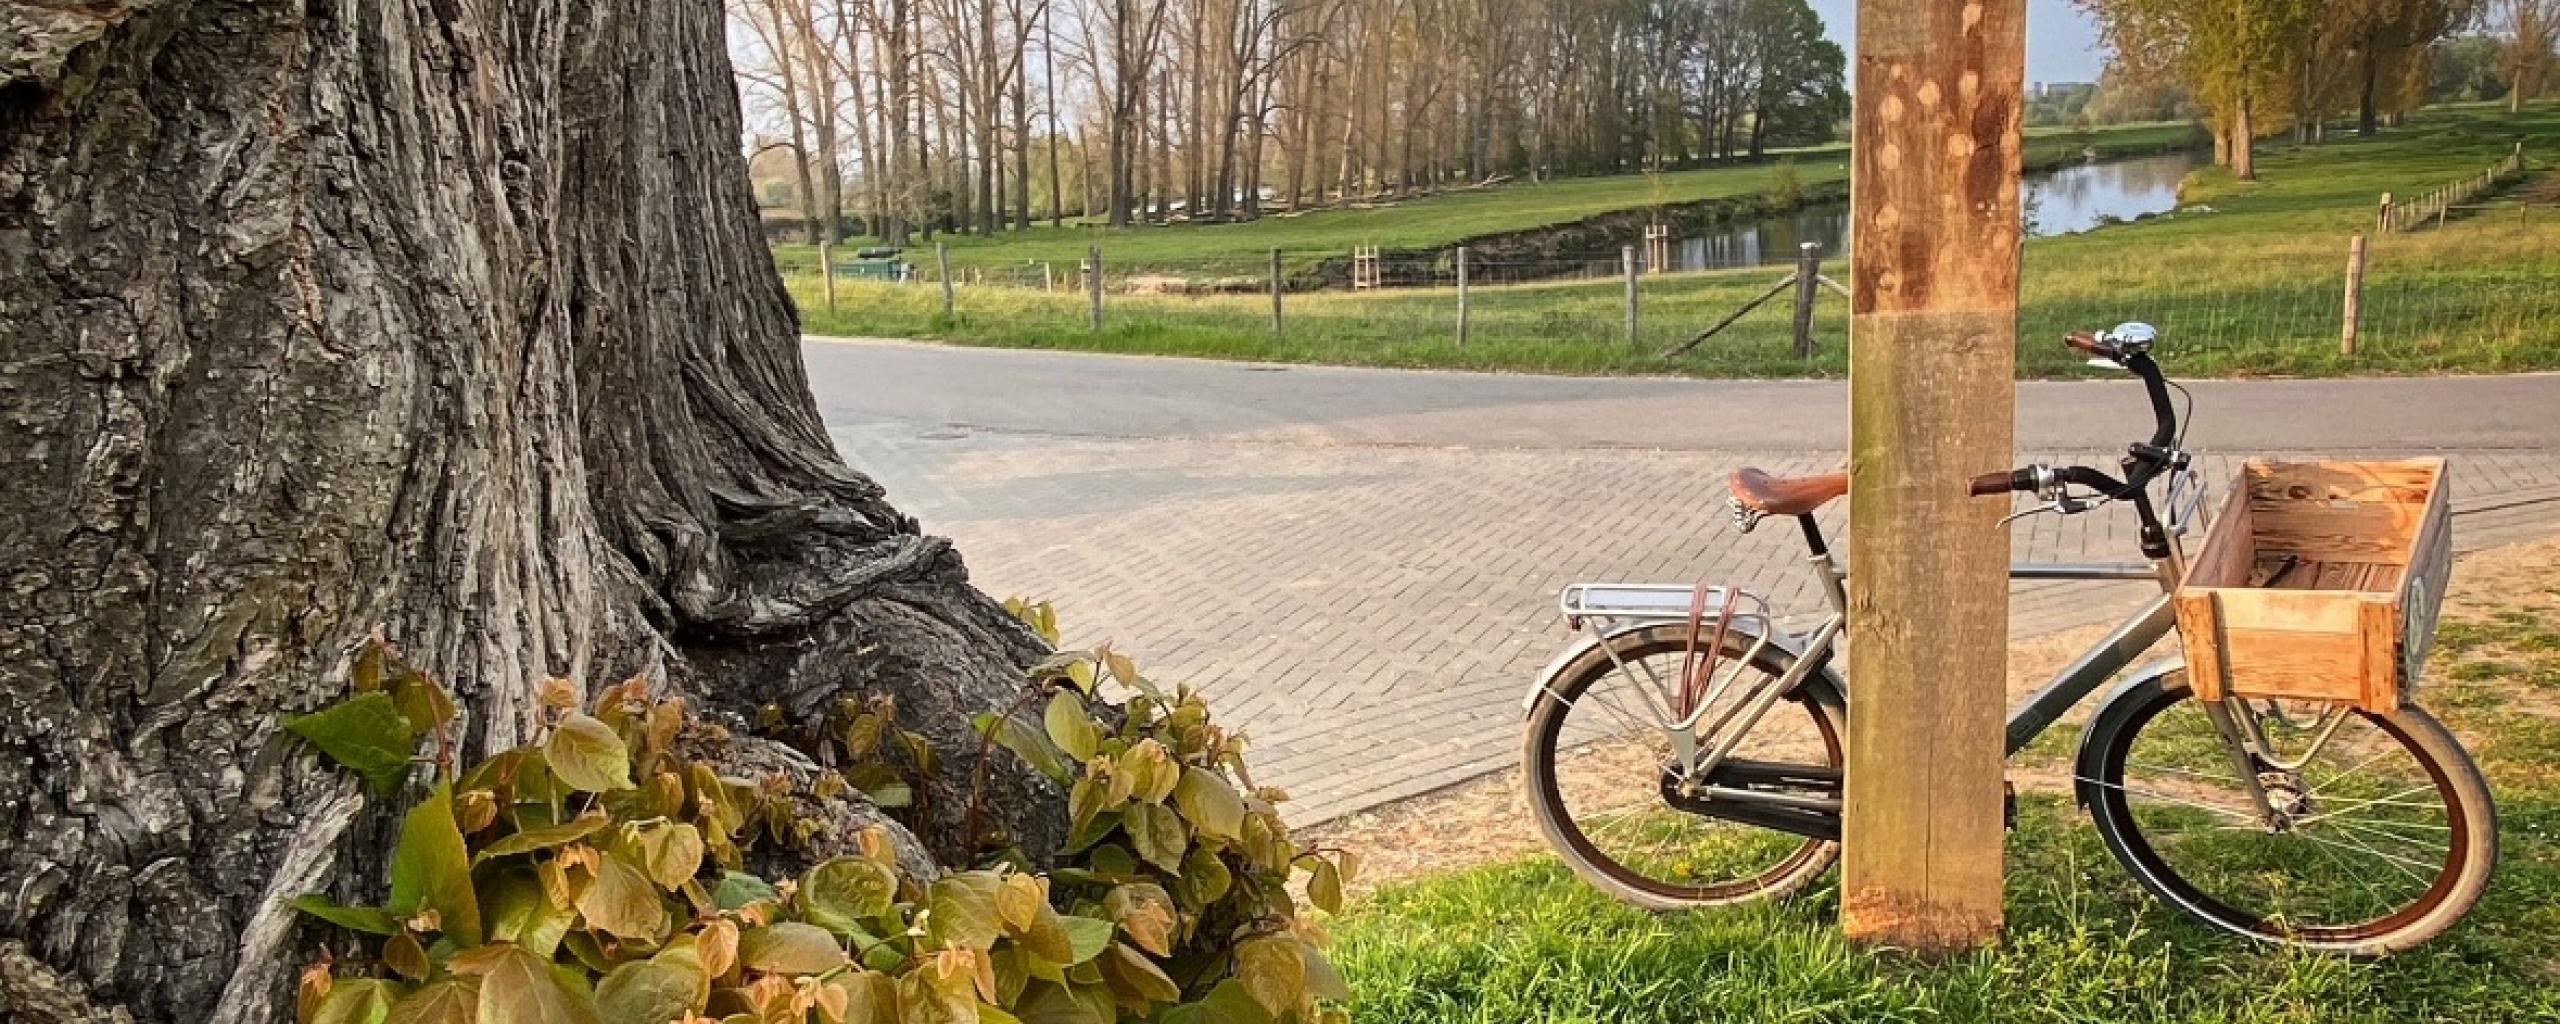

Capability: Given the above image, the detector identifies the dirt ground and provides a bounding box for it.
[1299,536,2560,897]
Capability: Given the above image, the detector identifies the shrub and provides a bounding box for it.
[287,623,1353,1024]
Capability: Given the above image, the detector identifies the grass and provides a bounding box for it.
[793,103,2560,379]
[777,122,2203,277]
[1319,547,2560,1024]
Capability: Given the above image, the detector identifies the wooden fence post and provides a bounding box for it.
[819,239,837,315]
[1621,245,1640,347]
[1042,261,1054,292]
[1455,245,1471,347]
[2377,192,2393,233]
[2341,233,2367,357]
[936,242,955,318]
[1791,242,1822,359]
[1843,0,2022,952]
[1087,245,1105,331]
[1269,248,1285,338]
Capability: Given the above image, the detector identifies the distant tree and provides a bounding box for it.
[2084,65,2206,122]
[2497,0,2560,110]
[2431,34,2515,100]
[1740,0,1849,155]
[2083,0,2326,179]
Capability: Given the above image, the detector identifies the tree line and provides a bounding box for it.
[733,0,1849,244]
[2079,0,2553,180]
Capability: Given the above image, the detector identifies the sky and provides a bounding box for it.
[1807,0,2112,88]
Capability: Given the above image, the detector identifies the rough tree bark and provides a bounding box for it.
[0,2,1063,1023]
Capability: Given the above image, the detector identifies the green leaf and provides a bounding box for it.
[1172,768,1246,842]
[384,980,477,1024]
[711,871,778,912]
[482,867,578,958]
[573,851,668,942]
[1299,941,1352,1002]
[821,971,899,1024]
[285,691,421,794]
[1181,846,1233,906]
[1010,982,1106,1024]
[1234,936,1305,1017]
[977,710,1072,784]
[1200,979,1275,1024]
[290,895,402,936]
[473,815,610,863]
[926,870,1005,951]
[738,922,850,975]
[801,857,899,933]
[1057,916,1115,965]
[311,978,403,1024]
[594,959,703,1024]
[1042,691,1100,761]
[388,784,482,945]
[472,944,602,1024]
[546,713,635,793]
[1123,802,1187,873]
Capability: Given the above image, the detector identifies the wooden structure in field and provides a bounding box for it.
[1841,0,2025,951]
[1351,245,1383,289]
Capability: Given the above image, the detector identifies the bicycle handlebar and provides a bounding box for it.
[1975,332,2181,499]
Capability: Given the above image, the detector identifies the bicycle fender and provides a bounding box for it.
[2071,657,2188,806]
[1519,620,1838,716]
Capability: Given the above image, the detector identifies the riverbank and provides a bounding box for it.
[789,104,2559,379]
[773,121,2200,283]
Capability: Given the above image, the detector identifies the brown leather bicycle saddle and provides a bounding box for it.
[1729,466,1848,516]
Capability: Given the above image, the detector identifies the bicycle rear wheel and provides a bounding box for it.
[1524,624,1845,910]
[2078,674,2496,954]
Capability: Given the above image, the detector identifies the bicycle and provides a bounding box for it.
[1519,324,2496,955]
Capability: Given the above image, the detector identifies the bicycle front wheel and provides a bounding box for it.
[2078,674,2497,954]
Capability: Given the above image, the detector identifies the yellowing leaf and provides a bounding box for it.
[818,971,896,1024]
[1097,943,1179,1006]
[1181,847,1233,906]
[1042,692,1099,761]
[285,691,422,795]
[389,661,459,735]
[388,784,482,945]
[800,856,898,933]
[1172,769,1245,843]
[1101,884,1176,957]
[1123,803,1186,873]
[1016,904,1077,967]
[1306,859,1343,915]
[1233,937,1305,1017]
[574,852,669,942]
[547,713,635,793]
[474,815,611,863]
[483,867,579,958]
[474,944,602,1024]
[927,871,1005,951]
[995,873,1045,934]
[1299,942,1352,1003]
[631,820,705,890]
[595,960,702,1024]
[383,932,431,982]
[739,922,850,976]
[310,978,401,1024]
[698,918,740,979]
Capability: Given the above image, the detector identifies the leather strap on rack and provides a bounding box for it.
[1679,584,1735,718]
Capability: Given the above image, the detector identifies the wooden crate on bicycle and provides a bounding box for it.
[2175,458,2452,713]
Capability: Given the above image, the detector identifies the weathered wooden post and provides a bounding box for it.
[1269,248,1285,338]
[1622,245,1640,347]
[1792,242,1823,359]
[2341,233,2367,357]
[937,242,956,318]
[819,239,838,315]
[2377,192,2393,233]
[1843,0,2023,951]
[1087,245,1105,331]
[1455,245,1472,347]
[1042,261,1055,292]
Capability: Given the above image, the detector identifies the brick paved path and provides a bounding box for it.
[813,339,2560,823]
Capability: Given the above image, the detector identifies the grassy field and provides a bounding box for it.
[793,104,2560,378]
[777,121,2202,277]
[1320,541,2560,1023]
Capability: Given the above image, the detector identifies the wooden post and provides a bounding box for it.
[1455,245,1471,347]
[2377,192,2393,232]
[819,239,838,315]
[1269,248,1285,338]
[936,242,955,318]
[1843,0,2022,951]
[1621,245,1640,347]
[1042,261,1055,292]
[1791,242,1822,359]
[2341,233,2367,357]
[1087,245,1104,331]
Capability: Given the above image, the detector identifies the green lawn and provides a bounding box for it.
[1322,553,2560,1024]
[778,122,2202,277]
[793,104,2560,379]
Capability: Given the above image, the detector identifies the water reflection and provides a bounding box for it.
[1670,150,2202,271]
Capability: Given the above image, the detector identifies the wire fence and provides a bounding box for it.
[777,215,2560,378]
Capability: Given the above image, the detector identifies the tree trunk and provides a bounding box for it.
[2232,91,2257,181]
[0,3,1065,1023]
[2359,41,2381,137]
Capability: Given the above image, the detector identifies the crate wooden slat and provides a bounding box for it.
[2175,458,2452,713]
